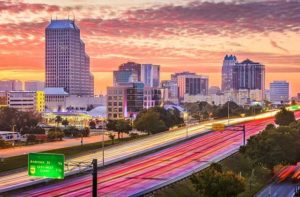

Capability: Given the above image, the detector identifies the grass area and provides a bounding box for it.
[154,153,272,197]
[0,135,144,173]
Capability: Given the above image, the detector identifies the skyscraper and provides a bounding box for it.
[221,55,237,92]
[141,64,160,88]
[270,81,289,103]
[45,19,94,96]
[232,59,265,91]
[119,62,142,81]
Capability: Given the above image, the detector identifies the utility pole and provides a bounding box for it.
[243,125,246,146]
[227,98,230,125]
[92,159,97,197]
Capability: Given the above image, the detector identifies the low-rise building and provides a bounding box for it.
[0,80,23,91]
[44,87,105,112]
[161,80,179,104]
[25,81,45,91]
[270,81,289,104]
[0,91,8,107]
[107,82,144,119]
[8,91,45,112]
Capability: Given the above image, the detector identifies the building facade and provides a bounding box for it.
[45,19,94,96]
[270,81,289,103]
[118,62,142,81]
[113,70,138,85]
[107,82,144,119]
[177,74,209,102]
[0,80,22,91]
[8,91,45,112]
[143,87,162,109]
[221,55,237,92]
[141,64,160,88]
[232,59,265,92]
[25,81,45,91]
[161,80,179,104]
[0,91,8,107]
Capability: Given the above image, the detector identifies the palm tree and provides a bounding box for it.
[55,116,63,127]
[62,119,69,128]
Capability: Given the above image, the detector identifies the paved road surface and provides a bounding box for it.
[257,182,297,197]
[15,111,300,197]
[0,134,122,158]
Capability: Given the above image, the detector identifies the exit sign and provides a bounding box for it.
[28,153,64,179]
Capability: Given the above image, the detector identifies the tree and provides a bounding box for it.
[89,120,96,129]
[106,119,117,131]
[81,127,90,137]
[48,127,64,141]
[108,133,116,144]
[62,119,69,128]
[55,116,63,127]
[275,108,295,126]
[214,101,244,118]
[191,164,245,197]
[0,107,42,131]
[115,119,132,139]
[134,110,167,135]
[241,126,300,170]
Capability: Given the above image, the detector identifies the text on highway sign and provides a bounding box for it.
[28,153,64,179]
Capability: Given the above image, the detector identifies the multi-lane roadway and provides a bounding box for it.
[14,111,300,197]
[0,110,281,193]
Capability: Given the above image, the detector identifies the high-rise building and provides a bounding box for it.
[113,70,138,85]
[177,74,209,102]
[270,81,289,103]
[141,64,160,88]
[232,59,265,92]
[171,72,196,81]
[0,80,22,91]
[221,55,237,92]
[25,81,45,91]
[119,62,142,81]
[45,19,94,96]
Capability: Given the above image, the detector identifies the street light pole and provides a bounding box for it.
[101,121,105,166]
[92,159,97,197]
[227,97,230,126]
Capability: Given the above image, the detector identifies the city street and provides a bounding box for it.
[0,133,121,159]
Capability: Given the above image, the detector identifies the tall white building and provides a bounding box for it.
[25,81,45,91]
[0,80,22,91]
[270,81,289,103]
[45,19,94,96]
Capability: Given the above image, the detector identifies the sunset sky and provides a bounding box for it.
[0,0,300,95]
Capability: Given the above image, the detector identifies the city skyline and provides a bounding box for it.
[0,0,300,95]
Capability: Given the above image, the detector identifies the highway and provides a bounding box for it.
[13,111,300,197]
[0,110,281,193]
[257,182,297,197]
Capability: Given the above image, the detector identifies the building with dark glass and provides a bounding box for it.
[232,59,265,91]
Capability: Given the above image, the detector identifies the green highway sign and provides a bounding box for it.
[28,153,64,179]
